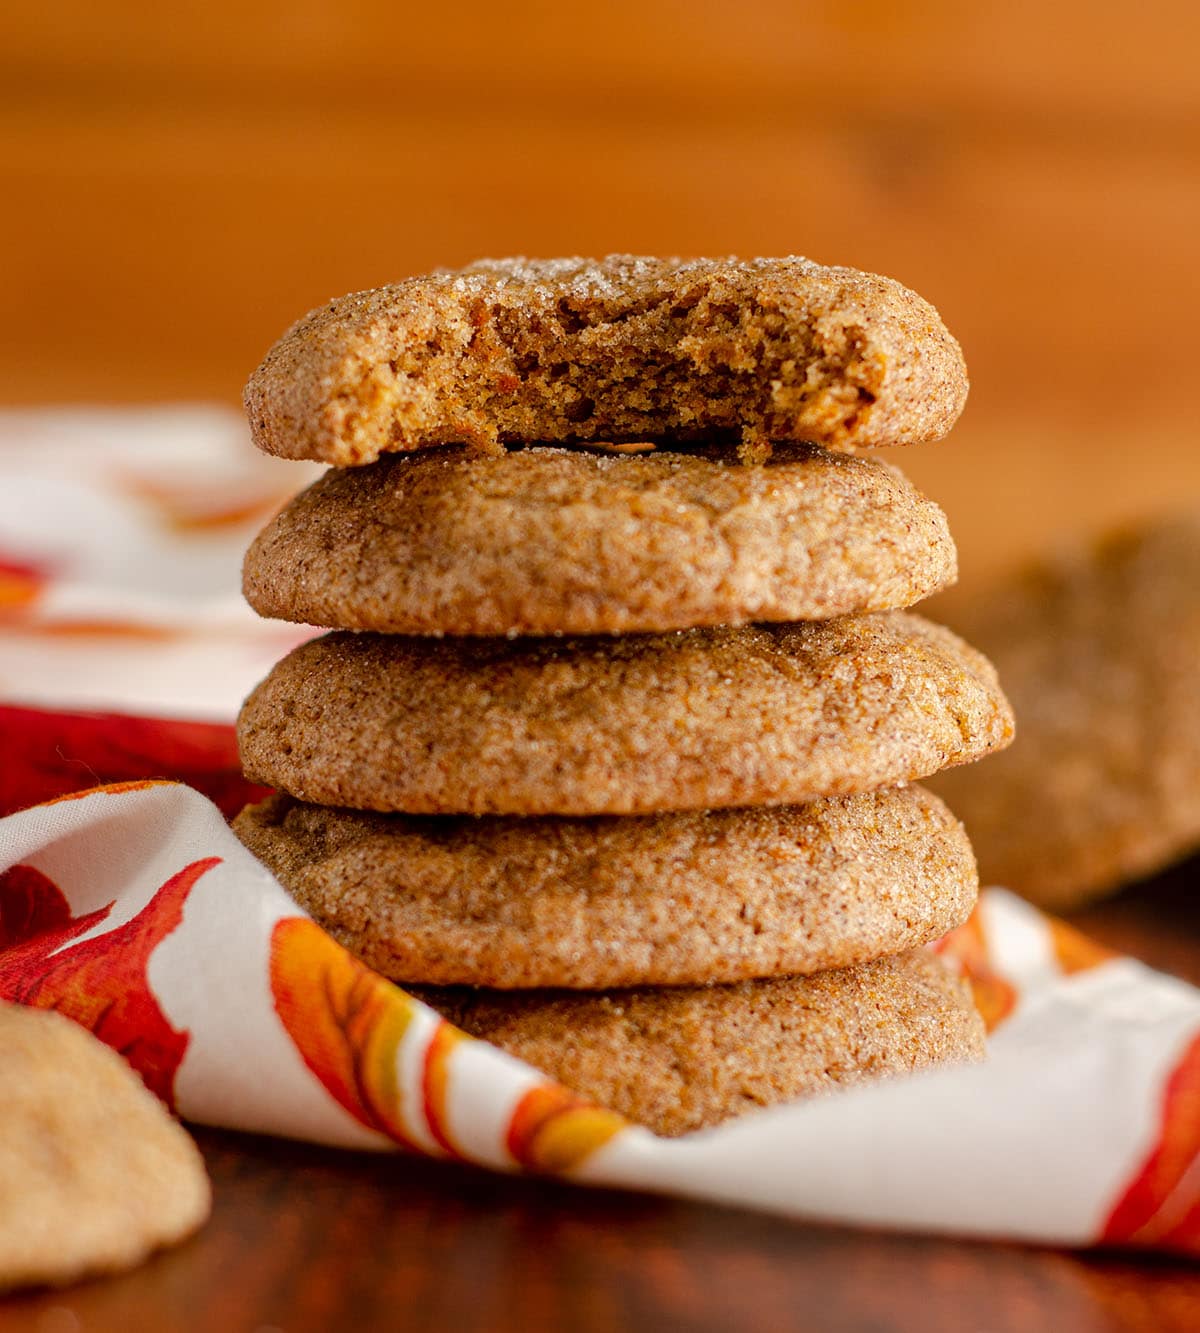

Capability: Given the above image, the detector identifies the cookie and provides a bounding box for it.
[234,785,977,988]
[0,1002,210,1291]
[929,514,1200,909]
[242,443,957,637]
[244,256,968,467]
[237,613,1013,816]
[414,951,985,1137]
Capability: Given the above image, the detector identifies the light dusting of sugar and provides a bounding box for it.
[431,255,826,303]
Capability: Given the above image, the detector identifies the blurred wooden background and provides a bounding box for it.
[3,0,1199,581]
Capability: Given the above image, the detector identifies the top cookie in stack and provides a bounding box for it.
[234,256,1013,1137]
[245,255,969,467]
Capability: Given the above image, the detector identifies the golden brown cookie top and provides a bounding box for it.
[242,442,957,636]
[233,785,977,989]
[237,612,1014,816]
[244,256,968,466]
[930,513,1200,909]
[415,951,985,1136]
[0,1002,210,1291]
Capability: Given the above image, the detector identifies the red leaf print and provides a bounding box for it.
[0,863,110,949]
[0,857,217,1106]
[1102,1031,1200,1254]
[0,704,269,819]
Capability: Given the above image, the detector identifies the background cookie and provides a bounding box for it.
[0,1002,210,1291]
[929,513,1200,909]
[237,613,1014,816]
[414,951,985,1137]
[243,443,957,636]
[244,256,968,466]
[234,786,977,988]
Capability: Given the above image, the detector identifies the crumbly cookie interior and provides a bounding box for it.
[380,283,880,455]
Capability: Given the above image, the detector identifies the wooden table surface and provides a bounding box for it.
[0,861,1197,1332]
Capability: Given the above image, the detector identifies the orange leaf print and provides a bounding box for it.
[507,1083,626,1174]
[271,919,626,1167]
[1048,918,1118,975]
[270,917,425,1150]
[121,473,291,532]
[0,556,50,612]
[423,1020,465,1157]
[42,779,176,806]
[1103,1031,1200,1253]
[0,858,214,1106]
[930,907,1017,1033]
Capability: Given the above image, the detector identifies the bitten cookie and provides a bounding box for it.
[0,1003,210,1291]
[929,514,1200,909]
[243,443,957,636]
[237,613,1014,816]
[234,785,978,988]
[414,951,986,1137]
[245,256,968,466]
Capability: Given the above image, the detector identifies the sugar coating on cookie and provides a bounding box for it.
[234,785,977,988]
[930,513,1200,910]
[244,256,968,466]
[237,612,1014,817]
[413,951,985,1137]
[243,442,957,636]
[0,1003,210,1291]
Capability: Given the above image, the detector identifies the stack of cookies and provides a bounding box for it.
[234,257,1014,1136]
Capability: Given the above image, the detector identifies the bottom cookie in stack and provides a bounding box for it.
[234,784,986,1136]
[411,956,982,1138]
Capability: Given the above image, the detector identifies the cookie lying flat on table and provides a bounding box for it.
[237,613,1013,816]
[234,786,977,989]
[245,256,968,467]
[930,513,1200,910]
[414,950,985,1137]
[0,1003,210,1291]
[243,442,956,637]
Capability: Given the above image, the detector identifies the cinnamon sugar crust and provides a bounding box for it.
[413,951,986,1137]
[242,442,957,636]
[233,785,978,989]
[236,612,1014,816]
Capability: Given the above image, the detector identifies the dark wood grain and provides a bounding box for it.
[6,1126,1200,1333]
[1,866,1198,1333]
